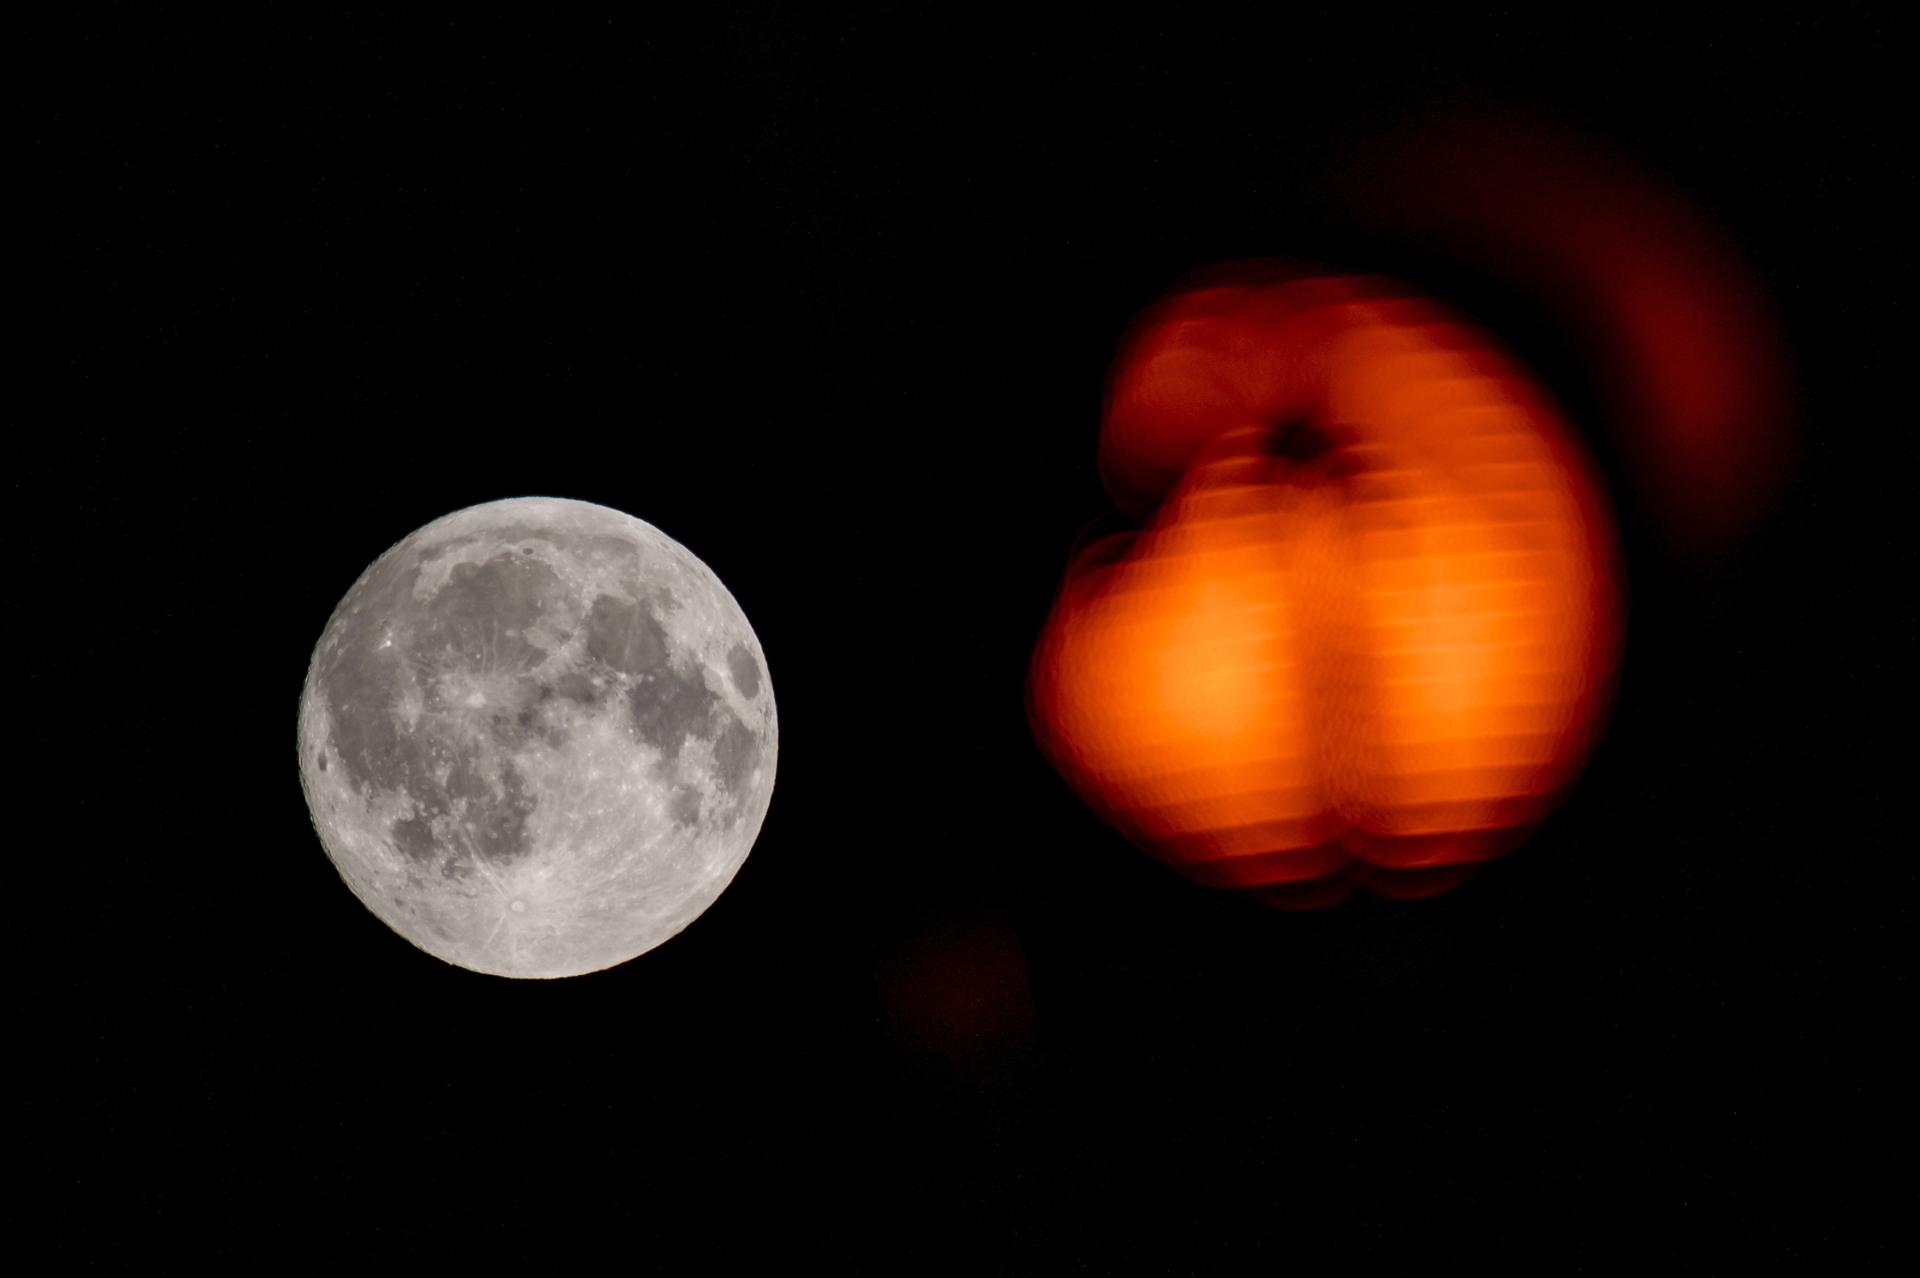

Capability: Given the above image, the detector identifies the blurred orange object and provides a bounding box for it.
[1030,263,1623,907]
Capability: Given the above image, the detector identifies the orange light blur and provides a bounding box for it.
[1031,265,1622,907]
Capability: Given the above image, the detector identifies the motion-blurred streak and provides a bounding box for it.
[1031,265,1622,906]
[1328,106,1794,558]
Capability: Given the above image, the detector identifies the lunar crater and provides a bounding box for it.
[298,497,777,978]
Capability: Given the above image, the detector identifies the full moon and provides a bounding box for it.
[296,497,777,978]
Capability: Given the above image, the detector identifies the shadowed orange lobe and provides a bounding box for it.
[1330,108,1793,558]
[1031,266,1621,907]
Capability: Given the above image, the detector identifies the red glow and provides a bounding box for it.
[1331,108,1793,558]
[1031,265,1622,906]
[878,918,1039,1065]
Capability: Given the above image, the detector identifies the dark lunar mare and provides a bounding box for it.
[711,714,762,824]
[415,554,557,672]
[582,590,765,826]
[321,550,567,872]
[726,643,762,699]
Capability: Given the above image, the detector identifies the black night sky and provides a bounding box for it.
[24,6,1907,1269]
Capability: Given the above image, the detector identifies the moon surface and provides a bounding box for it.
[296,497,777,978]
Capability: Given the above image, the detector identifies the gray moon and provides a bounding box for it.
[296,497,777,978]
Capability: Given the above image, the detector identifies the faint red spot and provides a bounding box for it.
[878,917,1039,1065]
